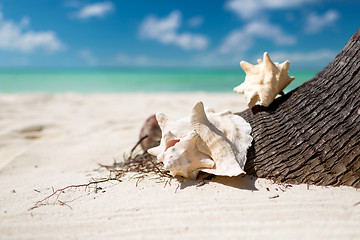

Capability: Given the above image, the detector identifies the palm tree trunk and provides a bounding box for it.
[238,29,360,187]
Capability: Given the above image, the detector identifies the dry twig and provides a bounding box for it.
[29,177,121,211]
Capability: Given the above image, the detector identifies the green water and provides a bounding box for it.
[0,69,317,93]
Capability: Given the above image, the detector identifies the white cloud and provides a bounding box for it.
[138,10,209,50]
[0,10,64,53]
[73,1,114,20]
[78,49,97,66]
[187,16,204,27]
[218,29,253,53]
[140,11,180,40]
[225,0,313,19]
[304,10,339,34]
[270,49,336,62]
[219,20,296,54]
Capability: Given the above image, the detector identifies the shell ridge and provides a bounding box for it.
[192,103,249,175]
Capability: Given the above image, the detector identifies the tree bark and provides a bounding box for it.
[238,29,360,188]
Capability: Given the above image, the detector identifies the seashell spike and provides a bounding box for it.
[234,52,295,108]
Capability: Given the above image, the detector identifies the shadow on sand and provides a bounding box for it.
[179,173,258,191]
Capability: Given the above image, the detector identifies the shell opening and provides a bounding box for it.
[165,139,180,151]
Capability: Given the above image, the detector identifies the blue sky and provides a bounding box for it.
[0,0,359,69]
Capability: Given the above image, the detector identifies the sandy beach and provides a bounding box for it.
[0,93,359,240]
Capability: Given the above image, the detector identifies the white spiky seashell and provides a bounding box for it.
[234,52,295,108]
[148,102,253,179]
[160,130,214,179]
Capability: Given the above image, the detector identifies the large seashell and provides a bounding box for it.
[148,102,253,179]
[234,52,295,108]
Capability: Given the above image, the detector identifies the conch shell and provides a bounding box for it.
[234,52,295,108]
[148,102,253,179]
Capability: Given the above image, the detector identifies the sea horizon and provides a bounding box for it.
[0,68,319,93]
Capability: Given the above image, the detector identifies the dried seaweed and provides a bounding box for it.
[100,135,173,185]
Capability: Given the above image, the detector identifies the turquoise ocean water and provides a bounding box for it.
[0,69,317,93]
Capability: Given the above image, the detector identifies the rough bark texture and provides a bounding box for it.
[239,29,360,188]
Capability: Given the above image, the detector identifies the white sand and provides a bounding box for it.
[0,93,359,240]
